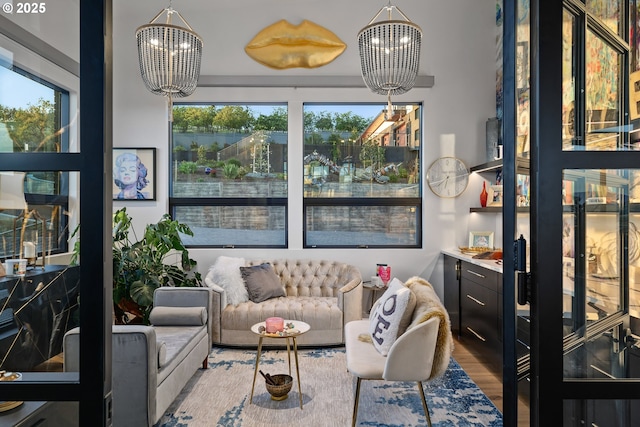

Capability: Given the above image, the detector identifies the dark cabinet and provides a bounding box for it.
[443,255,460,337]
[0,265,80,371]
[444,252,533,403]
[459,260,501,371]
[444,254,502,371]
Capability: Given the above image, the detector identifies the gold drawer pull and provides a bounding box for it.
[466,327,486,342]
[466,269,486,279]
[466,294,486,306]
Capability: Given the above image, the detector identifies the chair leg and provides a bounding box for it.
[352,377,362,427]
[417,381,432,427]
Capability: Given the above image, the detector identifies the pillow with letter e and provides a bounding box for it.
[368,278,417,356]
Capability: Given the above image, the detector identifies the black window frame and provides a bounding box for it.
[168,103,289,248]
[0,64,71,260]
[302,102,423,249]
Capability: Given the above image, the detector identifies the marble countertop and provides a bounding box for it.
[441,249,503,274]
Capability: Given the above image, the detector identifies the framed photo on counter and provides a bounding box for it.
[469,231,494,248]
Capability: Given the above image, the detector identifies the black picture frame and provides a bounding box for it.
[112,147,156,200]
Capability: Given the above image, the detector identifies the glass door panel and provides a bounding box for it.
[586,0,624,37]
[533,1,640,425]
[565,399,640,427]
[585,32,622,150]
[563,10,578,150]
[563,169,628,338]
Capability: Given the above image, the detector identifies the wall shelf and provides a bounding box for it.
[470,206,530,213]
[470,157,531,174]
[472,203,640,214]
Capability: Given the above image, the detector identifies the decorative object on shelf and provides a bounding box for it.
[489,184,503,206]
[377,264,391,286]
[426,157,469,198]
[113,148,156,201]
[5,259,26,277]
[0,371,23,412]
[245,20,346,69]
[136,0,203,119]
[485,117,501,162]
[458,246,495,255]
[468,231,494,249]
[0,172,46,269]
[517,174,530,206]
[358,0,422,118]
[480,181,488,207]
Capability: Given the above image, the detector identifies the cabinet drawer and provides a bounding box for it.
[461,280,498,346]
[461,261,499,292]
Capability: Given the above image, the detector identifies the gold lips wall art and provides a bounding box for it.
[245,19,346,69]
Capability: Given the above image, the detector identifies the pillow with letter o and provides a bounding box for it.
[368,278,416,356]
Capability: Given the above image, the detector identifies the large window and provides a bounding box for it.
[303,103,422,248]
[170,102,422,248]
[170,104,288,248]
[0,65,70,260]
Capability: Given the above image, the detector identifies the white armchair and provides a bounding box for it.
[345,317,440,427]
[344,276,452,427]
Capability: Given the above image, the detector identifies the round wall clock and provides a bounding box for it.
[426,157,469,198]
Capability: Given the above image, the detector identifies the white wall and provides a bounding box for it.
[111,0,497,298]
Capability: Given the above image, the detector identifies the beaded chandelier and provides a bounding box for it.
[358,1,422,117]
[136,2,203,105]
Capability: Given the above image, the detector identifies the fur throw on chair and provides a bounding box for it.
[404,276,454,379]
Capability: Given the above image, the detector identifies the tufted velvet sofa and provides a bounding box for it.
[205,259,363,347]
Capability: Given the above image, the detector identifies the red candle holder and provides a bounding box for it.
[265,317,284,333]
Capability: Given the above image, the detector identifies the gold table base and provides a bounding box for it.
[250,335,303,409]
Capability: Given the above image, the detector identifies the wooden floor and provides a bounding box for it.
[452,338,530,426]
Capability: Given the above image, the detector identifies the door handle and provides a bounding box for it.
[465,294,486,306]
[515,234,530,305]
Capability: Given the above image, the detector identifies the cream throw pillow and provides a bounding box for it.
[208,256,248,306]
[368,277,417,356]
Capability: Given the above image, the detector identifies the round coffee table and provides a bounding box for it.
[249,319,310,409]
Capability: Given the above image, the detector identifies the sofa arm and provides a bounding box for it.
[202,280,225,344]
[153,287,215,349]
[63,325,158,427]
[339,279,363,327]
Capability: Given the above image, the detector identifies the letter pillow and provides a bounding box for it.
[368,278,417,356]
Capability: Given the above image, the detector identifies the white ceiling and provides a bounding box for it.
[3,1,481,82]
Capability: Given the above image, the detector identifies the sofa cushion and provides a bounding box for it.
[368,278,416,356]
[154,325,207,384]
[149,306,207,326]
[157,340,167,367]
[208,256,248,306]
[221,296,341,332]
[240,263,286,303]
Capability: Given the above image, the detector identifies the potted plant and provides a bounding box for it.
[112,207,202,324]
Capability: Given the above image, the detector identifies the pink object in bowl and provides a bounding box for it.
[265,317,284,333]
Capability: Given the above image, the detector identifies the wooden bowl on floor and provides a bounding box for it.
[265,374,293,400]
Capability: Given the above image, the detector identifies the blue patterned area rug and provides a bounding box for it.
[157,347,503,427]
